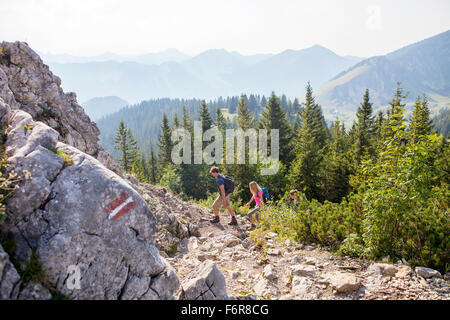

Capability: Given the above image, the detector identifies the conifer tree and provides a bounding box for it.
[259,92,293,164]
[173,112,180,128]
[114,120,138,172]
[158,113,173,167]
[215,107,227,134]
[148,146,158,184]
[353,89,375,165]
[410,95,433,143]
[288,83,328,201]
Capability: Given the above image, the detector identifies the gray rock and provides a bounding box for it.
[263,264,277,280]
[2,108,180,300]
[368,263,398,277]
[290,264,317,277]
[0,41,120,174]
[327,272,361,293]
[415,267,442,279]
[179,260,228,300]
[18,283,52,300]
[0,244,21,299]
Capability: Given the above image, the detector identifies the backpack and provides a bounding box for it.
[223,175,235,194]
[260,187,270,203]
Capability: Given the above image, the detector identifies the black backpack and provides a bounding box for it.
[223,175,235,194]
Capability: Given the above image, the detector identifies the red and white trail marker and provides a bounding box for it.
[104,192,136,220]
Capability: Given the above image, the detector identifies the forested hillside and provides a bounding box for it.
[98,93,303,158]
[110,83,449,273]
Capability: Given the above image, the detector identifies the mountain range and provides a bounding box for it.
[43,30,450,124]
[317,30,450,121]
[44,46,363,104]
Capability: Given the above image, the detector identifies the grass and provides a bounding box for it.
[50,148,73,167]
[164,243,178,257]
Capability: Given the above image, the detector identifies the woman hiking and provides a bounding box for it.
[245,181,264,230]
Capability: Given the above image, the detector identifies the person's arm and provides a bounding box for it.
[219,185,227,205]
[246,196,254,207]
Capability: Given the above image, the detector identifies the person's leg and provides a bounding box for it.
[211,195,222,223]
[224,195,238,225]
[224,195,235,217]
[248,208,256,225]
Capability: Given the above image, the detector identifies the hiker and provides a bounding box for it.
[245,181,264,230]
[209,166,238,226]
[289,189,299,204]
[289,189,307,205]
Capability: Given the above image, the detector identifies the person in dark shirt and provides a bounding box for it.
[209,166,238,226]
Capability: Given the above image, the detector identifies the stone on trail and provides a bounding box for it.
[263,264,277,280]
[367,263,398,277]
[327,272,361,293]
[415,267,442,279]
[179,260,228,300]
[290,264,317,277]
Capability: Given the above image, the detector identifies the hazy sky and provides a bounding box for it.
[1,0,449,57]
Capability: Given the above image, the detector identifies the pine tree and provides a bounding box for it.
[410,95,433,144]
[215,107,227,134]
[259,92,293,164]
[353,89,375,165]
[321,119,351,202]
[173,112,180,128]
[148,146,158,184]
[114,120,138,172]
[199,100,213,133]
[158,113,173,167]
[227,95,259,203]
[288,83,329,201]
[237,94,254,129]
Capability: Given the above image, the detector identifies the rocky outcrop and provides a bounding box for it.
[0,41,120,174]
[0,98,180,299]
[0,244,21,299]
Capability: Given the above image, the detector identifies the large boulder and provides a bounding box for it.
[179,260,228,300]
[1,103,180,300]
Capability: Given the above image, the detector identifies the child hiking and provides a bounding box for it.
[245,181,264,230]
[209,166,238,226]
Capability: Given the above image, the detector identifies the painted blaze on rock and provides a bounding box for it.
[104,192,136,220]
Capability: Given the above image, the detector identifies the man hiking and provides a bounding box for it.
[209,166,238,226]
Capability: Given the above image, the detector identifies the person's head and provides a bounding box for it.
[249,181,261,195]
[209,166,220,178]
[289,189,298,200]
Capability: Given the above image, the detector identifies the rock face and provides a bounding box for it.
[179,260,228,300]
[0,100,180,299]
[0,244,21,299]
[0,42,182,300]
[0,41,120,174]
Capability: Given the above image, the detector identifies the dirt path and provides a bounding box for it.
[140,184,449,300]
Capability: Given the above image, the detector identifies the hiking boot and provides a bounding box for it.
[249,224,256,231]
[210,216,220,224]
[228,216,238,226]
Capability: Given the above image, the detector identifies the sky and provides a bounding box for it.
[0,0,449,58]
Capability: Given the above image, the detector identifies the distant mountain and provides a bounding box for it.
[40,48,191,65]
[45,46,363,108]
[228,45,363,97]
[82,96,129,121]
[317,30,450,122]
